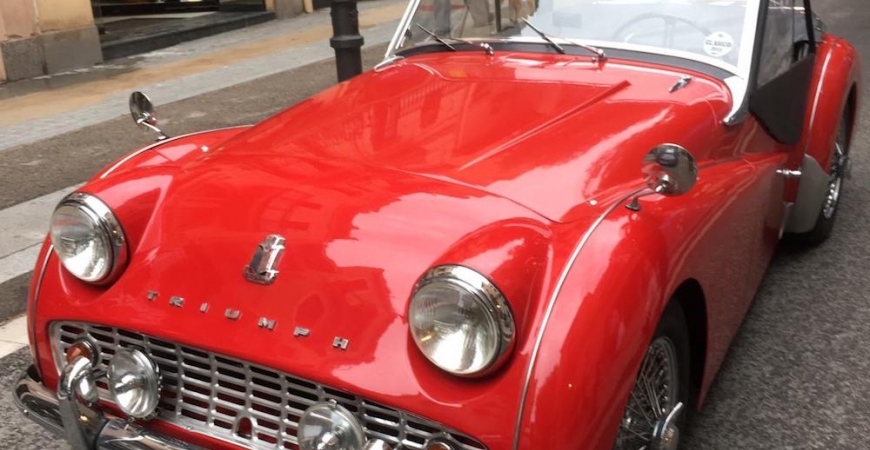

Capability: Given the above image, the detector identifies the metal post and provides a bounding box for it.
[330,0,365,82]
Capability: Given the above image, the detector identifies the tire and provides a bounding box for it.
[794,113,850,246]
[613,301,692,450]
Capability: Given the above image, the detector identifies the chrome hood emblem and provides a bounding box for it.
[244,235,285,285]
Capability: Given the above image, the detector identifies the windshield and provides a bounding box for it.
[392,0,760,74]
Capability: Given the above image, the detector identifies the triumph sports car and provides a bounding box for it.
[13,0,861,449]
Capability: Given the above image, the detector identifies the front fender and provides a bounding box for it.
[514,206,671,449]
[514,157,769,449]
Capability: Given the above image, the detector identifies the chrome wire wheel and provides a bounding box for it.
[614,337,680,450]
[822,120,849,220]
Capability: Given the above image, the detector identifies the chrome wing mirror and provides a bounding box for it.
[626,144,698,211]
[129,91,169,141]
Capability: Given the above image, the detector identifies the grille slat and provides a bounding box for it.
[53,322,486,450]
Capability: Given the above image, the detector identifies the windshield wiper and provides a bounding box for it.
[521,18,607,61]
[415,24,494,56]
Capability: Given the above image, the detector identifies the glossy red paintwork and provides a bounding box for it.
[802,37,862,173]
[28,33,859,450]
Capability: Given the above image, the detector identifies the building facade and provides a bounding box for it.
[0,0,301,83]
[0,0,103,81]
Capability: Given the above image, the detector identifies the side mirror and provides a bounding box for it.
[627,144,698,211]
[642,144,698,195]
[129,91,168,141]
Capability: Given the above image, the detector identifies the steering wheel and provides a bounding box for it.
[611,13,712,49]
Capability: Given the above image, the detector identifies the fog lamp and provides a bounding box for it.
[362,439,393,450]
[424,438,457,450]
[298,400,366,450]
[108,348,161,419]
[66,339,98,365]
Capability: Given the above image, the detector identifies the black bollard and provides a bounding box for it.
[330,0,365,82]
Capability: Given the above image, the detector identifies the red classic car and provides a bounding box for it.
[13,0,860,449]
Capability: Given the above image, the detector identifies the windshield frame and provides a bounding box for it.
[382,0,765,123]
[385,0,761,77]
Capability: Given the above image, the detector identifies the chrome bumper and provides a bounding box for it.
[13,364,205,450]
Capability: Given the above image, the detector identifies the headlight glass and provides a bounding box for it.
[108,348,161,419]
[50,193,126,283]
[409,265,515,376]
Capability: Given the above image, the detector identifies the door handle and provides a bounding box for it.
[776,168,802,179]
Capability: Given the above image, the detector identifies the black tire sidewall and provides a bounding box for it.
[651,301,693,432]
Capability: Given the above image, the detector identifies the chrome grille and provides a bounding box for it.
[52,322,487,450]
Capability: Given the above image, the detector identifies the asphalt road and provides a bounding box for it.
[2,1,870,448]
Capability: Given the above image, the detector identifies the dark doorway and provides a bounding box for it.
[89,0,274,60]
[92,0,268,16]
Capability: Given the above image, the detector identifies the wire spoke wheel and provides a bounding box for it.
[822,119,849,220]
[614,337,680,450]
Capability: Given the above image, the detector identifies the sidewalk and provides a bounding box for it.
[0,0,405,152]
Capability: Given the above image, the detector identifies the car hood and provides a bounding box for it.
[212,51,730,223]
[66,153,555,447]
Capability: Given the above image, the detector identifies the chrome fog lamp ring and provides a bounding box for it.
[298,400,366,450]
[108,348,161,419]
[409,265,516,377]
[50,192,128,284]
[424,437,460,450]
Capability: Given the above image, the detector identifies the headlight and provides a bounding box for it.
[50,192,127,283]
[409,265,515,376]
[298,401,366,450]
[108,348,161,419]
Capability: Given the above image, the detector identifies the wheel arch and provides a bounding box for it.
[803,36,861,173]
[786,36,860,234]
[847,83,858,146]
[671,279,708,411]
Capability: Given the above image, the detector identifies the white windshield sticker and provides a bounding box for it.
[703,32,735,58]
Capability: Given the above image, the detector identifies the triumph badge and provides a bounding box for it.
[244,234,286,285]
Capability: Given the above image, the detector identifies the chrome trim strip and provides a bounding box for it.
[735,0,762,80]
[29,245,53,380]
[722,0,762,125]
[374,55,404,71]
[512,187,643,450]
[723,75,750,125]
[100,125,251,179]
[804,48,834,156]
[383,0,423,60]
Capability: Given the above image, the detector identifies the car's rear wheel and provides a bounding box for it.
[613,302,691,450]
[795,112,850,246]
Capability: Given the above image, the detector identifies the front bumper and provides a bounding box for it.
[13,363,204,450]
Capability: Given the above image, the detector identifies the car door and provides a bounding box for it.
[739,0,816,282]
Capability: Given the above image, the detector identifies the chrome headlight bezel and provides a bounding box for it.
[50,192,127,284]
[409,265,516,377]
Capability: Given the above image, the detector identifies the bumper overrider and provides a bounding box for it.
[14,361,204,450]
